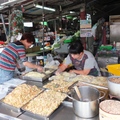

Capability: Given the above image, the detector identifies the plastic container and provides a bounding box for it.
[107,76,120,97]
[107,64,120,76]
[99,45,113,51]
[99,100,120,120]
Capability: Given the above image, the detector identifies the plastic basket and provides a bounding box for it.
[107,64,120,76]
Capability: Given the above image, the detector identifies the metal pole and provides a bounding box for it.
[54,20,57,41]
[8,10,11,37]
[0,14,7,39]
[80,4,86,49]
[42,0,45,56]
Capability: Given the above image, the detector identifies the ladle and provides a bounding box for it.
[73,86,82,101]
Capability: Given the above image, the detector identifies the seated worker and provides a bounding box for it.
[0,33,43,83]
[56,40,101,76]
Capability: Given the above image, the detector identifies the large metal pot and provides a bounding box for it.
[72,86,100,118]
[108,76,120,97]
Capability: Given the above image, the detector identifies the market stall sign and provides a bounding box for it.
[80,29,92,37]
[80,20,91,29]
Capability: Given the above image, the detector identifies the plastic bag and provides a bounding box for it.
[44,60,60,69]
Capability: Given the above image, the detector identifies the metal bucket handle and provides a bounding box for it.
[67,95,76,101]
[99,91,105,100]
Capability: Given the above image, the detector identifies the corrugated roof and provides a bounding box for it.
[0,0,120,24]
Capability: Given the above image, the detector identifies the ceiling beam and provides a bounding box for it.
[33,3,85,21]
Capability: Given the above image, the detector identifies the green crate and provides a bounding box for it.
[99,45,113,51]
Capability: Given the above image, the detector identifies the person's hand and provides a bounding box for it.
[55,69,62,75]
[69,70,75,73]
[37,66,43,72]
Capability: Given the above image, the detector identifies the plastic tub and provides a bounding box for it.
[99,100,120,120]
[107,64,120,76]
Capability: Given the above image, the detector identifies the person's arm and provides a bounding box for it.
[23,61,43,72]
[17,45,43,72]
[69,69,90,75]
[55,54,72,75]
[55,63,68,75]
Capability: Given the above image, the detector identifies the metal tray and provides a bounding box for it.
[20,101,72,120]
[21,104,64,120]
[21,68,55,82]
[0,102,23,113]
[0,113,22,120]
[43,80,78,94]
[18,100,99,120]
[20,110,49,120]
[0,87,45,113]
[21,90,67,120]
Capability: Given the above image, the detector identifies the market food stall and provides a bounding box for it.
[0,71,111,120]
[1,1,120,120]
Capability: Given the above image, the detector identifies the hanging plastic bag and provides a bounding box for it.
[47,53,53,62]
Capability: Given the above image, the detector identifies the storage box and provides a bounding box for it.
[107,64,120,76]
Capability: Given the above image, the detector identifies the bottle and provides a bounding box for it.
[113,41,116,48]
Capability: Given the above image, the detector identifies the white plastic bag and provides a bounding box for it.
[44,60,60,69]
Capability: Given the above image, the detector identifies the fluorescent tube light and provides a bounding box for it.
[70,11,75,14]
[35,4,55,12]
[1,0,17,5]
[1,0,26,6]
[24,22,33,27]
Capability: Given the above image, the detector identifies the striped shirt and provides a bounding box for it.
[0,41,27,71]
